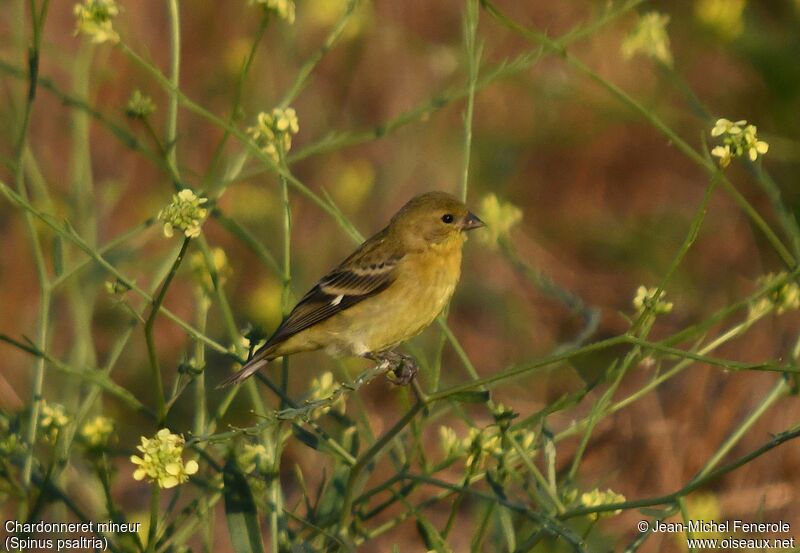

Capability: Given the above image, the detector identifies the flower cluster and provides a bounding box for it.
[307,372,346,418]
[73,0,120,44]
[39,401,70,443]
[621,12,673,67]
[580,488,626,520]
[125,90,156,119]
[247,108,299,163]
[0,415,23,459]
[130,428,199,489]
[748,272,800,319]
[80,415,115,448]
[633,285,673,315]
[710,118,769,168]
[252,0,295,24]
[477,193,522,249]
[438,424,535,468]
[158,189,209,239]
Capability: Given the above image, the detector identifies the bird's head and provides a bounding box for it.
[390,191,484,248]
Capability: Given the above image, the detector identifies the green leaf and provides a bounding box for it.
[223,457,265,553]
[448,390,491,403]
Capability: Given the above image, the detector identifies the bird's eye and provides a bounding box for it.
[441,214,454,224]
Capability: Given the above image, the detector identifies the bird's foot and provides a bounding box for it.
[367,351,418,386]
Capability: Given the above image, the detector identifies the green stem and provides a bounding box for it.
[166,0,181,181]
[145,484,161,553]
[508,433,564,513]
[279,161,292,407]
[459,0,480,202]
[692,376,791,481]
[193,295,209,436]
[145,237,191,424]
[21,288,50,487]
[17,0,52,497]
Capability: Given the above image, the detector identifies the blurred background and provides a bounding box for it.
[2,0,800,551]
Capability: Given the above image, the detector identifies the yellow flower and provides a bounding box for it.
[633,285,673,315]
[125,90,155,119]
[247,108,300,163]
[80,415,115,448]
[711,144,733,168]
[695,0,746,41]
[477,193,523,249]
[73,0,120,44]
[463,427,504,466]
[516,429,536,451]
[130,428,199,489]
[711,118,746,137]
[581,488,626,520]
[0,415,23,457]
[438,426,464,459]
[742,125,769,161]
[158,189,208,239]
[39,401,69,443]
[750,273,800,318]
[621,12,673,66]
[710,118,769,168]
[252,0,295,24]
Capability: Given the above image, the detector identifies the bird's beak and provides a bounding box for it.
[460,211,485,231]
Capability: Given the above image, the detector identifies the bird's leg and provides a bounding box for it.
[365,351,418,385]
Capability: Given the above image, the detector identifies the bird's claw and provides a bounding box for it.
[369,351,418,386]
[390,354,418,386]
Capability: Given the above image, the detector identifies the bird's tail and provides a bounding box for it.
[217,346,276,388]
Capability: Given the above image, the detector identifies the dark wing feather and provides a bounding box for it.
[263,231,402,348]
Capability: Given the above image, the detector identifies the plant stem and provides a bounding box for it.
[145,237,191,424]
[145,483,161,553]
[166,0,181,181]
[460,0,480,202]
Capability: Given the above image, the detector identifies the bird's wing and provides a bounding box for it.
[264,231,402,348]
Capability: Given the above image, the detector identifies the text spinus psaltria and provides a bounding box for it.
[219,191,484,387]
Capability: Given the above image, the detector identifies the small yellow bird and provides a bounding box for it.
[219,191,484,387]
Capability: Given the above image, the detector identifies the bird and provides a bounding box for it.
[218,191,484,388]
